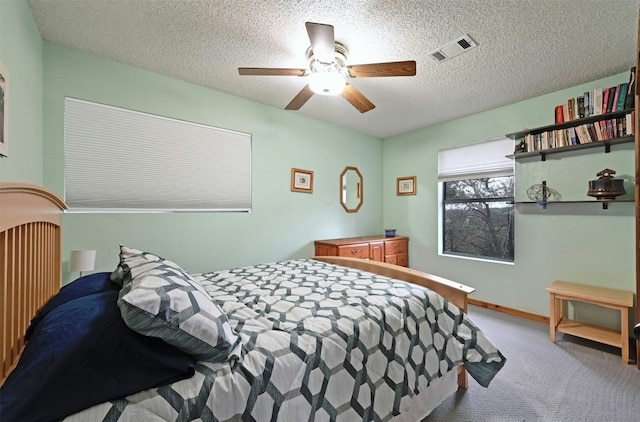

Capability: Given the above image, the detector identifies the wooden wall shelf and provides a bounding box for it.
[506,109,634,140]
[507,136,634,161]
[516,199,634,210]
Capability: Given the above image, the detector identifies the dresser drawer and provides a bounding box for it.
[337,243,369,259]
[396,253,408,267]
[384,239,408,254]
[385,253,409,267]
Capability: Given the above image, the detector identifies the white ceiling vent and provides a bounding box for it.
[428,35,477,63]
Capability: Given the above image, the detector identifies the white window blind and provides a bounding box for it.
[64,98,251,212]
[437,138,514,182]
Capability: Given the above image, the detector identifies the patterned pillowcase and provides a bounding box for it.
[117,246,241,362]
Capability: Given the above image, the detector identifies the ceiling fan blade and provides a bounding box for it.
[341,84,375,113]
[239,67,307,76]
[305,22,335,64]
[347,61,416,78]
[285,85,314,110]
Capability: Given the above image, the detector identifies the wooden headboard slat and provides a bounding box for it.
[1,183,66,384]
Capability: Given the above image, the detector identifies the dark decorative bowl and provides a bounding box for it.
[587,168,626,201]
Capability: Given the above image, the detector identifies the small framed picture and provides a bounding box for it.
[291,168,314,193]
[396,176,416,196]
[0,60,8,157]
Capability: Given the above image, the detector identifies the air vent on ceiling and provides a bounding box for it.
[428,35,477,63]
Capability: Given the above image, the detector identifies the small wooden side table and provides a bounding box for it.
[546,280,634,364]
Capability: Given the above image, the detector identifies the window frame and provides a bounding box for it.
[441,176,515,263]
[437,138,515,263]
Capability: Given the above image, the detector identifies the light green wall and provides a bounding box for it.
[383,73,635,327]
[0,0,43,183]
[41,42,383,281]
[2,0,636,327]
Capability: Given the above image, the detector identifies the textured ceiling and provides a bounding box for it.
[28,0,639,138]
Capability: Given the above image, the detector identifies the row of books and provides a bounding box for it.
[521,111,634,152]
[554,67,635,123]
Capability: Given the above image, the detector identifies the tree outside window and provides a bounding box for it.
[442,176,514,262]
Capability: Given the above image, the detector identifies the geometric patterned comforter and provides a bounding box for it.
[65,259,506,421]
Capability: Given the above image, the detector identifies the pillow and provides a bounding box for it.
[25,272,119,340]
[0,290,196,422]
[110,264,126,286]
[117,246,241,362]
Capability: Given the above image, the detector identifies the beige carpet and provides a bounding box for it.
[425,305,640,422]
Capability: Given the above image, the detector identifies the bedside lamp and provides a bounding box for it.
[69,250,96,278]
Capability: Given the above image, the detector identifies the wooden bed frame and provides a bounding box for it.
[0,183,474,390]
[1,183,66,384]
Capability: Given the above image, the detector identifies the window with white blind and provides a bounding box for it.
[64,98,251,212]
[438,138,514,262]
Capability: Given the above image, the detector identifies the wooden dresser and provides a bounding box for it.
[314,236,409,267]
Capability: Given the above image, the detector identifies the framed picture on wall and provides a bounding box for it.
[396,176,416,196]
[0,60,8,157]
[291,168,314,193]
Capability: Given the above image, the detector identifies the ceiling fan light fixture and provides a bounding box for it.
[239,23,413,112]
[308,70,345,96]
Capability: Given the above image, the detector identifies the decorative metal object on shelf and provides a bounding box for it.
[514,140,526,154]
[587,168,626,201]
[527,181,561,202]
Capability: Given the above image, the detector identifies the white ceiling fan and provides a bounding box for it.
[238,22,417,113]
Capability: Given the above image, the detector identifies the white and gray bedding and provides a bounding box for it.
[68,257,505,421]
[1,249,505,422]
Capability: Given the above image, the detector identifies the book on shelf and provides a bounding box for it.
[586,123,598,141]
[592,87,603,116]
[619,112,633,135]
[574,124,590,144]
[516,111,634,155]
[593,120,604,140]
[584,92,591,117]
[626,110,635,135]
[605,119,614,139]
[607,85,618,113]
[545,132,552,149]
[577,95,585,118]
[566,98,573,120]
[559,128,569,147]
[524,134,533,152]
[567,126,577,145]
[617,117,624,137]
[602,87,610,115]
[606,86,618,113]
[567,98,575,120]
[561,102,568,121]
[555,105,564,124]
[619,117,625,136]
[556,68,635,123]
[598,120,608,140]
[624,67,635,110]
[615,82,628,111]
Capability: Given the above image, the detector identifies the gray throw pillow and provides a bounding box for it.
[117,246,241,362]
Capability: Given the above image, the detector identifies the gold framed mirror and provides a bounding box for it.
[340,166,363,213]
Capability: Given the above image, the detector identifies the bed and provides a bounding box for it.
[0,183,505,421]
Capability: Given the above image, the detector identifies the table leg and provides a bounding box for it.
[621,307,629,364]
[549,293,557,343]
